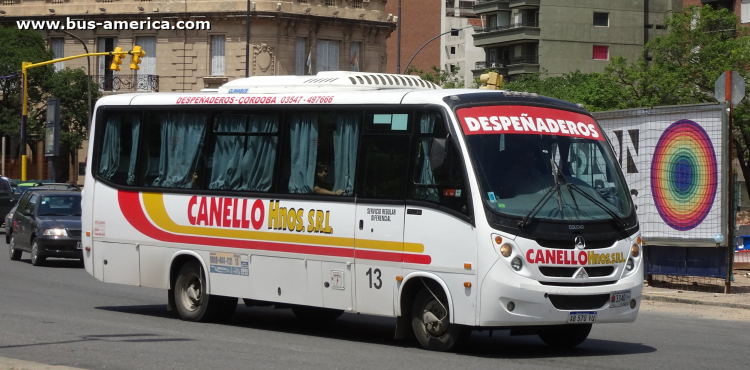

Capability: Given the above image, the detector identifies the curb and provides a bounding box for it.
[643,294,750,310]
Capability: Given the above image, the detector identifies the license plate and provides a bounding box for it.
[610,289,631,308]
[76,242,82,250]
[568,311,597,323]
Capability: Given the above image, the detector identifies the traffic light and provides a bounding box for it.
[479,72,503,90]
[130,45,145,70]
[110,47,123,71]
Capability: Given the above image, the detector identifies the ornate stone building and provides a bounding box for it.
[0,0,395,92]
[0,0,396,182]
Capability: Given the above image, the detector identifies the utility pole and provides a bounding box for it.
[397,0,401,74]
[246,0,251,78]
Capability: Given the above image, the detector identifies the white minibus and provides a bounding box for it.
[80,71,642,351]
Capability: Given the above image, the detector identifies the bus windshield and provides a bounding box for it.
[458,105,632,222]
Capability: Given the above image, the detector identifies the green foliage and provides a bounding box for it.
[405,65,465,88]
[0,25,100,163]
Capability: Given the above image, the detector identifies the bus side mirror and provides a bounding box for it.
[430,138,447,171]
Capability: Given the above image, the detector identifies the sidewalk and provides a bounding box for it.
[642,271,750,310]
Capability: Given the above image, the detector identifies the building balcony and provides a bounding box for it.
[507,55,539,75]
[472,60,508,78]
[95,74,159,93]
[473,0,509,15]
[509,0,540,9]
[446,1,477,17]
[473,22,540,47]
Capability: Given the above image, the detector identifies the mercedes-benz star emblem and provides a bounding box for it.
[575,236,585,250]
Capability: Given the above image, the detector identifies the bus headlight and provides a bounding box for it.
[43,228,68,237]
[631,244,640,258]
[626,258,634,271]
[511,257,523,271]
[500,244,513,258]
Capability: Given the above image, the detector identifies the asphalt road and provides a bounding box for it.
[1,242,748,370]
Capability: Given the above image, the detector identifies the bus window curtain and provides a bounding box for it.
[333,113,360,196]
[126,116,141,185]
[288,114,318,193]
[417,113,440,202]
[153,112,208,188]
[209,115,246,190]
[241,115,279,191]
[98,115,121,180]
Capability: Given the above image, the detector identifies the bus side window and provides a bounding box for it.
[97,112,141,186]
[280,111,361,196]
[357,111,412,199]
[410,111,468,215]
[206,113,279,192]
[139,111,209,189]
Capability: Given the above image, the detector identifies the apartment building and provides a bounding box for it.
[471,0,683,81]
[442,0,486,86]
[0,0,396,183]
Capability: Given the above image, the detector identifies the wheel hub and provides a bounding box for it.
[181,274,203,312]
[422,299,448,337]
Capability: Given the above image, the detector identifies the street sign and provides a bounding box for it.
[715,71,745,106]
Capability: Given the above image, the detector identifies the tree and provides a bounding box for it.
[0,25,100,179]
[405,65,465,88]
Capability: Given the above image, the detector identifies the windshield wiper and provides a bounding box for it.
[517,182,560,229]
[566,183,627,229]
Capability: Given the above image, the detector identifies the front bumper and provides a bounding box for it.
[36,236,82,258]
[479,258,643,327]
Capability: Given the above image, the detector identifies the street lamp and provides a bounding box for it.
[403,26,471,73]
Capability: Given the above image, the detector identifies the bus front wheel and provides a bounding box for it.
[538,324,591,348]
[410,287,468,352]
[173,261,237,322]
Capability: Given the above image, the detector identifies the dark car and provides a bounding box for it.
[8,191,82,266]
[5,185,81,241]
[0,176,21,226]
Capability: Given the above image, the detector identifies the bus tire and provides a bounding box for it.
[538,324,591,348]
[291,306,344,321]
[174,261,215,322]
[411,287,468,352]
[9,235,21,261]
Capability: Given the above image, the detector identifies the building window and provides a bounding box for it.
[51,37,64,72]
[743,1,750,24]
[210,35,225,76]
[136,36,157,91]
[296,38,308,75]
[325,0,335,6]
[593,12,609,27]
[352,0,363,8]
[593,45,609,60]
[450,46,456,55]
[316,39,340,73]
[350,42,360,71]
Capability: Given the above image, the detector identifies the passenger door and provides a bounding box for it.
[16,193,39,250]
[354,111,412,316]
[403,111,477,325]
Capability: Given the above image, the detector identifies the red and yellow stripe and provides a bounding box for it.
[117,190,431,264]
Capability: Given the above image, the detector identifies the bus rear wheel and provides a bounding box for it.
[538,324,592,348]
[410,287,468,352]
[173,261,237,322]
